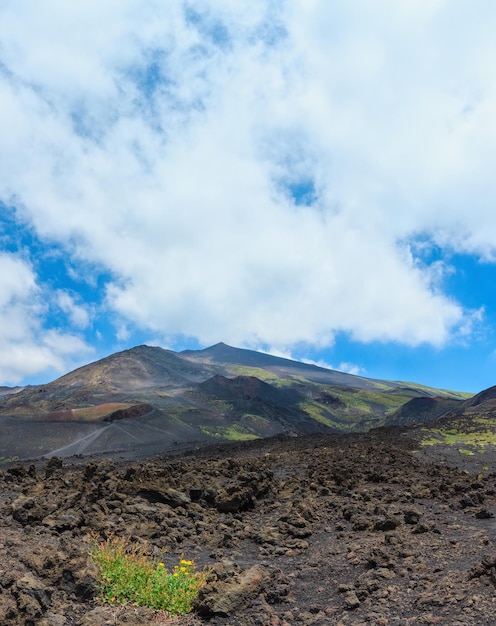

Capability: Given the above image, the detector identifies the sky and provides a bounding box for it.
[1,1,496,393]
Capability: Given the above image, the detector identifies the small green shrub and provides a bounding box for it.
[89,536,207,615]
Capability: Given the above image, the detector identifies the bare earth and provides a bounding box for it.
[1,429,496,625]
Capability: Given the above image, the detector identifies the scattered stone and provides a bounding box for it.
[45,457,63,478]
[474,508,493,519]
[195,564,270,616]
[344,590,360,609]
[1,432,496,625]
[403,509,421,525]
[373,516,400,532]
[138,486,190,508]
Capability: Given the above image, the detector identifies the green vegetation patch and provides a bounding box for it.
[362,380,394,391]
[198,424,259,441]
[300,385,410,429]
[90,536,207,615]
[241,413,271,423]
[420,425,496,450]
[389,382,473,401]
[207,399,234,413]
[299,402,336,428]
[319,386,399,414]
[229,366,282,382]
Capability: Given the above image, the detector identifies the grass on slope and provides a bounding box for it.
[388,382,472,401]
[419,414,496,456]
[198,424,260,441]
[212,369,471,434]
[229,366,283,382]
[298,386,432,432]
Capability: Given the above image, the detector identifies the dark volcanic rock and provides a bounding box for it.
[195,564,270,616]
[386,395,460,426]
[0,431,496,625]
[199,374,301,405]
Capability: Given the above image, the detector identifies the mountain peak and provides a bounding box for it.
[0,340,473,461]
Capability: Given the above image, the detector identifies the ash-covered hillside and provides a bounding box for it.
[0,343,470,461]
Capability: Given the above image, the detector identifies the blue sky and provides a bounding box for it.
[1,2,496,393]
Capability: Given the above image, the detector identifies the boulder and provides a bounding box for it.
[195,564,270,616]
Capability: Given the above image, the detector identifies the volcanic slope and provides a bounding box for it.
[2,430,496,625]
[0,343,470,461]
[408,385,496,471]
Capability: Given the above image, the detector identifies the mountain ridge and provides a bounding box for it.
[0,342,475,461]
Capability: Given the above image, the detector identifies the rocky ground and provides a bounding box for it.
[1,428,496,626]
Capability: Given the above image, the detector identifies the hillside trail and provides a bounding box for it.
[44,425,113,457]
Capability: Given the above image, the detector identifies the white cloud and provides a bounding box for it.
[338,362,365,377]
[301,356,364,376]
[56,290,92,329]
[0,1,495,366]
[0,253,93,384]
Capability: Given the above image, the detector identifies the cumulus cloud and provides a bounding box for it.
[0,253,92,384]
[55,290,92,329]
[0,0,495,376]
[302,356,365,377]
[338,362,365,377]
